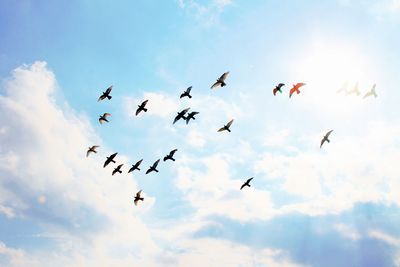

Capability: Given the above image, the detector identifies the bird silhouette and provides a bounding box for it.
[173,108,190,124]
[184,111,199,124]
[104,152,118,168]
[289,83,306,98]
[346,82,361,96]
[320,130,333,148]
[363,84,377,99]
[136,100,149,116]
[163,149,178,162]
[146,159,160,174]
[218,119,234,132]
[240,177,254,190]
[99,113,111,124]
[180,86,193,98]
[128,159,143,173]
[98,86,113,101]
[134,190,144,206]
[86,145,99,157]
[211,72,229,89]
[112,164,124,175]
[273,83,285,96]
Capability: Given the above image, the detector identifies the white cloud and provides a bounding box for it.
[368,229,400,247]
[334,223,361,241]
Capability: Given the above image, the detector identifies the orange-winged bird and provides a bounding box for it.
[99,113,111,124]
[173,108,190,124]
[104,152,118,168]
[163,149,178,162]
[211,72,229,89]
[273,83,285,96]
[86,145,99,157]
[289,83,306,98]
[112,164,123,175]
[136,100,149,116]
[363,84,377,99]
[146,159,160,174]
[240,177,254,190]
[128,159,143,173]
[218,119,234,132]
[184,111,199,124]
[180,86,193,99]
[98,86,113,101]
[320,130,333,148]
[134,190,144,206]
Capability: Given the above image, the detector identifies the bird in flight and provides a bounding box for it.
[86,145,99,157]
[184,111,199,124]
[136,100,149,116]
[173,108,190,124]
[98,86,113,102]
[134,190,144,206]
[99,113,111,124]
[363,84,377,99]
[180,86,193,99]
[346,82,361,96]
[273,83,285,96]
[128,159,143,173]
[146,159,160,174]
[163,149,178,162]
[211,72,229,89]
[218,119,234,132]
[240,177,254,190]
[112,164,124,175]
[320,130,334,148]
[289,83,306,98]
[104,152,118,168]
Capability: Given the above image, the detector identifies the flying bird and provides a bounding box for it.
[128,159,143,173]
[104,152,118,168]
[211,72,229,89]
[98,86,113,102]
[273,83,285,96]
[184,111,199,124]
[86,145,99,157]
[163,149,178,162]
[289,83,306,98]
[180,86,193,99]
[112,164,124,175]
[134,190,144,206]
[136,100,149,116]
[218,119,234,132]
[363,84,377,99]
[173,108,190,124]
[99,113,111,124]
[320,130,334,148]
[346,82,361,96]
[146,159,160,174]
[240,177,254,190]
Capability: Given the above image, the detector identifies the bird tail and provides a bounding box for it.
[227,129,231,132]
[155,169,159,173]
[172,158,175,161]
[143,108,148,112]
[107,95,112,100]
[221,82,226,87]
[326,139,330,143]
[140,197,144,201]
[118,170,122,173]
[185,117,190,124]
[188,95,192,98]
[296,89,300,94]
[112,159,116,163]
[137,167,140,171]
[163,157,167,161]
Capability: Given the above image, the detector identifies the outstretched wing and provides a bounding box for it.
[325,130,333,138]
[110,152,118,160]
[142,99,149,106]
[295,83,306,88]
[278,83,285,88]
[104,113,111,118]
[211,81,222,89]
[217,126,226,132]
[246,177,254,184]
[240,183,246,190]
[153,159,160,168]
[273,88,278,96]
[169,149,178,156]
[289,87,297,98]
[105,86,112,94]
[320,138,325,148]
[97,94,106,102]
[173,114,180,124]
[219,72,229,82]
[226,119,234,128]
[186,86,192,94]
[86,149,92,157]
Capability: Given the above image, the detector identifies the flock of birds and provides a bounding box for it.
[87,72,377,205]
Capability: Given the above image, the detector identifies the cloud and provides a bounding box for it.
[177,0,233,26]
[368,230,400,247]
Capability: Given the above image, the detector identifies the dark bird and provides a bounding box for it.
[128,159,143,173]
[173,108,190,124]
[240,177,254,190]
[163,149,178,162]
[86,145,99,157]
[337,81,348,94]
[134,190,144,206]
[136,100,149,116]
[363,84,377,99]
[273,83,285,96]
[98,86,113,102]
[180,86,193,99]
[104,152,118,168]
[146,159,160,174]
[218,119,234,132]
[320,130,334,148]
[211,72,229,89]
[112,164,123,175]
[346,82,361,96]
[99,113,111,124]
[289,83,306,98]
[184,111,199,124]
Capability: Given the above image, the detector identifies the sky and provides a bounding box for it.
[0,0,400,266]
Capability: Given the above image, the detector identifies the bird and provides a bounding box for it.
[99,113,111,124]
[134,190,144,206]
[218,119,234,132]
[112,164,123,175]
[211,72,229,89]
[363,84,377,99]
[289,83,306,98]
[240,177,254,190]
[86,145,99,157]
[104,152,118,168]
[273,83,285,96]
[146,159,160,174]
[136,100,149,116]
[173,108,190,124]
[180,86,193,99]
[98,86,113,102]
[163,149,178,162]
[128,159,143,173]
[337,81,348,94]
[346,82,361,96]
[184,111,199,124]
[320,130,334,148]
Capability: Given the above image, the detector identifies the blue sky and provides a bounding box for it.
[1,0,400,266]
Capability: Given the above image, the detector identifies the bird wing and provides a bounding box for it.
[86,149,91,157]
[110,152,118,160]
[135,107,141,116]
[117,164,123,169]
[103,113,111,118]
[246,177,254,184]
[295,83,306,88]
[136,159,143,166]
[240,183,246,190]
[325,130,333,138]
[191,111,199,116]
[218,126,226,132]
[226,119,234,128]
[105,86,112,94]
[182,108,190,114]
[219,72,229,82]
[173,114,180,124]
[98,94,105,102]
[153,159,160,168]
[320,138,325,148]
[278,83,285,88]
[273,88,278,96]
[180,93,185,98]
[99,117,105,124]
[142,99,149,106]
[186,86,192,93]
[145,168,152,174]
[170,149,177,156]
[289,87,297,98]
[211,81,221,89]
